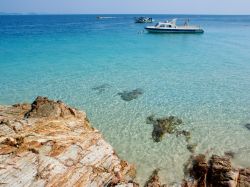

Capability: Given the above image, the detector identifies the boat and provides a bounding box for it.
[145,19,204,33]
[96,16,115,19]
[135,17,153,23]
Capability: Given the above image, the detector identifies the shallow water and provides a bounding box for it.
[0,15,250,184]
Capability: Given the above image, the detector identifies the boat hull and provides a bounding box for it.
[145,27,204,34]
[135,20,153,23]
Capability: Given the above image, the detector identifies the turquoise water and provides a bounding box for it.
[1,15,250,184]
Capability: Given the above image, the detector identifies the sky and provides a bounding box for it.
[0,0,250,15]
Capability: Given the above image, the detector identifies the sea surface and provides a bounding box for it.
[0,14,250,185]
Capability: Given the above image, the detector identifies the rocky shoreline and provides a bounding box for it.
[0,97,249,187]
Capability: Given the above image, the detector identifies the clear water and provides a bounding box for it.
[0,15,250,185]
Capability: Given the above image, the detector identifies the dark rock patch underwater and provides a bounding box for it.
[118,88,143,101]
[92,84,111,94]
[146,114,197,153]
[245,123,250,130]
[146,115,183,142]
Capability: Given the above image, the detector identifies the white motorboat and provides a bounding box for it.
[145,19,204,33]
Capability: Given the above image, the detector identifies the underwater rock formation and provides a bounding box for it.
[186,143,198,154]
[176,130,192,143]
[92,84,111,94]
[176,130,191,138]
[245,123,250,130]
[118,89,143,101]
[0,97,136,187]
[146,115,183,142]
[146,115,198,155]
[224,151,236,159]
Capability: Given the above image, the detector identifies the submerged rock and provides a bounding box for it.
[0,97,136,187]
[118,89,143,101]
[245,123,250,130]
[146,115,197,154]
[176,130,191,143]
[176,130,191,137]
[146,115,182,142]
[144,169,167,187]
[92,83,111,94]
[186,143,197,154]
[224,151,236,159]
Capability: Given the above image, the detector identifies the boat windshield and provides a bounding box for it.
[155,23,160,27]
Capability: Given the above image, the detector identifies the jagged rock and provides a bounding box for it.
[207,155,239,187]
[184,155,240,187]
[144,169,166,187]
[237,168,250,187]
[190,154,208,187]
[12,103,31,110]
[118,89,143,102]
[24,96,82,119]
[0,97,136,187]
[146,115,182,142]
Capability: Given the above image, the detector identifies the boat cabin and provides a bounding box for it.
[155,22,176,28]
[155,19,177,28]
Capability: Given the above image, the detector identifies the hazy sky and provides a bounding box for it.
[1,0,250,15]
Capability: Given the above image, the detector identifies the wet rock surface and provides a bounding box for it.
[207,155,238,187]
[190,154,208,187]
[118,89,143,101]
[182,154,247,187]
[0,97,136,187]
[238,168,250,187]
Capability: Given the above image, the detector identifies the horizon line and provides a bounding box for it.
[1,12,250,16]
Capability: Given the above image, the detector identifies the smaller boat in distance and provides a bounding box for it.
[96,16,115,19]
[145,19,204,33]
[135,17,153,23]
